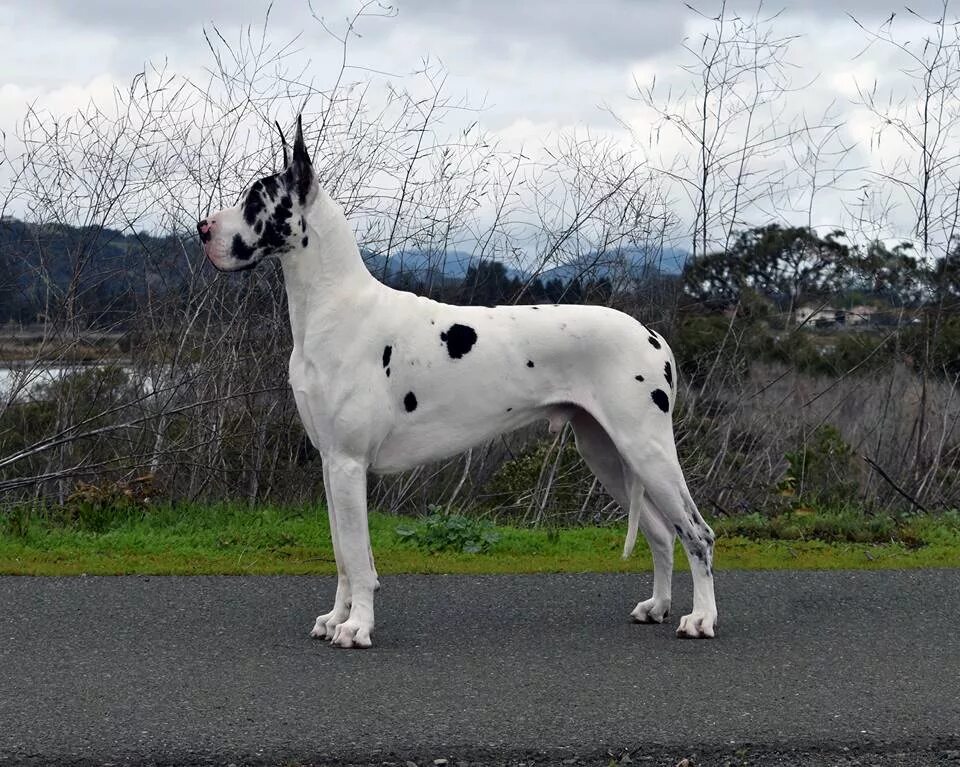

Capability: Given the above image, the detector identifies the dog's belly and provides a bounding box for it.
[370,404,553,473]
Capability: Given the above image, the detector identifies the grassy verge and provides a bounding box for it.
[0,503,958,575]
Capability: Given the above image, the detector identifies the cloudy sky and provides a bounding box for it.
[2,0,958,247]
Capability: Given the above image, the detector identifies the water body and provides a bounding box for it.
[0,362,149,402]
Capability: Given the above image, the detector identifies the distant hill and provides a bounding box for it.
[361,248,479,284]
[0,218,188,326]
[0,217,688,326]
[536,246,687,284]
[362,244,687,285]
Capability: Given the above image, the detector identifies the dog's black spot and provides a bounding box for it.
[301,236,308,247]
[300,216,306,231]
[635,374,645,382]
[674,524,684,538]
[664,361,673,388]
[404,392,418,412]
[440,324,477,359]
[648,335,662,350]
[385,368,390,378]
[243,185,266,224]
[531,306,539,310]
[651,388,669,413]
[258,196,295,252]
[230,234,256,261]
[261,175,279,200]
[527,360,535,368]
[382,345,392,369]
[259,219,284,251]
[254,220,263,235]
[506,407,513,412]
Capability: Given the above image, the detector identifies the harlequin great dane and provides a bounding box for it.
[198,116,718,648]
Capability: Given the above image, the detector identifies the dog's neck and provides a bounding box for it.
[280,188,379,350]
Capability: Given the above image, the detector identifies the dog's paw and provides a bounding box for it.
[331,619,373,649]
[676,611,717,638]
[309,607,349,640]
[630,597,670,624]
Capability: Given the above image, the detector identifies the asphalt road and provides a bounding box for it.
[1,570,959,767]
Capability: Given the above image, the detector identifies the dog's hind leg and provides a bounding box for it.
[601,413,717,638]
[624,481,675,624]
[634,446,716,637]
[571,409,674,624]
[324,452,378,649]
[310,460,352,639]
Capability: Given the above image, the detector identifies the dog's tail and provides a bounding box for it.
[622,498,640,559]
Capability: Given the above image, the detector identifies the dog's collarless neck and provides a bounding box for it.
[280,194,381,349]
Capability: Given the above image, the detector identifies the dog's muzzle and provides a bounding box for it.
[197,219,213,244]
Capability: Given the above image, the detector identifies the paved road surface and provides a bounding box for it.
[1,571,959,766]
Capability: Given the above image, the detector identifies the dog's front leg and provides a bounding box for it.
[310,460,352,639]
[324,452,377,649]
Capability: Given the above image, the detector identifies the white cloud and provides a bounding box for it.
[3,0,960,244]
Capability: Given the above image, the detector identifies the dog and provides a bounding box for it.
[198,116,718,648]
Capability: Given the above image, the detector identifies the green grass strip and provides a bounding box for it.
[0,503,958,575]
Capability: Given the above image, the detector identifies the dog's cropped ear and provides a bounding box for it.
[275,120,289,167]
[287,114,317,207]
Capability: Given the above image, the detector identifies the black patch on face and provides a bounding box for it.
[664,361,673,388]
[301,236,308,247]
[440,324,477,359]
[404,392,418,412]
[261,175,279,200]
[243,183,267,225]
[648,335,662,350]
[258,195,294,253]
[635,374,644,382]
[254,220,263,234]
[527,360,535,368]
[651,388,669,413]
[382,345,392,368]
[231,233,256,261]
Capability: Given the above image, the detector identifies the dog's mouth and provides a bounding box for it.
[202,242,258,273]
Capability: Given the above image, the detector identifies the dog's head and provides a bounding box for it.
[198,115,318,272]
